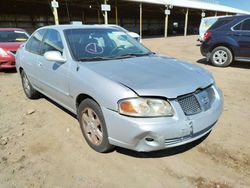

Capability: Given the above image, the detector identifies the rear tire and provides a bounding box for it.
[210,46,233,67]
[77,98,115,153]
[21,70,40,99]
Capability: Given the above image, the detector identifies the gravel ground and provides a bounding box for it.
[0,35,250,188]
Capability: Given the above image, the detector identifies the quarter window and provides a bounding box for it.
[209,19,233,30]
[25,29,46,55]
[41,29,63,55]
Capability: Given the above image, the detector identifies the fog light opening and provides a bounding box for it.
[145,137,154,142]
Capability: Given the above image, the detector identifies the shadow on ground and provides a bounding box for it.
[197,58,250,69]
[0,68,17,73]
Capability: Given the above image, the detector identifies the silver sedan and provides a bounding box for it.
[15,25,223,153]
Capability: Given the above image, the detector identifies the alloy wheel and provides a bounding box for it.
[81,107,103,146]
[213,50,228,65]
[22,73,31,94]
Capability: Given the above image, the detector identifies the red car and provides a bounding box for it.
[0,28,29,69]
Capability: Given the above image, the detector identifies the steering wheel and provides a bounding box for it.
[110,45,126,55]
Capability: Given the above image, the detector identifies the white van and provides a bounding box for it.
[198,16,229,42]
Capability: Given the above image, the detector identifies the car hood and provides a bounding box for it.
[0,42,23,51]
[83,55,214,99]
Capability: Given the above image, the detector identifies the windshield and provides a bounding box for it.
[64,28,151,61]
[0,30,29,42]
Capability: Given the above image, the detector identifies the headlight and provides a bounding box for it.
[118,98,174,117]
[0,48,8,56]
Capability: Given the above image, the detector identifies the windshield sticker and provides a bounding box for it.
[85,43,104,54]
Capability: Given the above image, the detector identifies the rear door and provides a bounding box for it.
[239,19,250,59]
[233,18,250,59]
[22,29,47,87]
[38,29,71,108]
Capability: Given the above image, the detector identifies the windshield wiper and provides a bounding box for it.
[77,52,155,62]
[111,52,155,60]
[77,56,113,62]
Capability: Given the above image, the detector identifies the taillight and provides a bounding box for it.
[204,32,212,41]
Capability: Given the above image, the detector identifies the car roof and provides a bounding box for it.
[202,15,230,20]
[0,28,26,31]
[217,14,250,21]
[38,24,121,32]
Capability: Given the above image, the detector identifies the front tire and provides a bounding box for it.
[21,70,40,99]
[210,46,233,67]
[77,99,114,153]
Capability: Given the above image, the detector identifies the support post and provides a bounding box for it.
[139,3,142,38]
[164,15,168,38]
[115,5,118,25]
[184,8,189,36]
[215,11,217,16]
[104,0,108,24]
[52,3,59,25]
[164,8,169,38]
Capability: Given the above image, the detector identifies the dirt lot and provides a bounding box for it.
[1,35,250,188]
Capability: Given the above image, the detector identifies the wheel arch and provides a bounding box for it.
[76,93,100,110]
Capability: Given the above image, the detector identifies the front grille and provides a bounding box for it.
[177,94,202,115]
[177,86,216,116]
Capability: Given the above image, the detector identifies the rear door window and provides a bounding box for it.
[233,23,242,31]
[209,19,234,30]
[242,19,250,31]
[233,19,250,31]
[25,29,46,55]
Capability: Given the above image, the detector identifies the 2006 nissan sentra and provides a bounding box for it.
[15,25,223,153]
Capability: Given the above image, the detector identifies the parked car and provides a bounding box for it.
[106,24,141,43]
[200,15,250,67]
[16,25,223,153]
[0,28,29,69]
[198,16,229,42]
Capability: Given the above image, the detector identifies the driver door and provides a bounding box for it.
[37,29,71,108]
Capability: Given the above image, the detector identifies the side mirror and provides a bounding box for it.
[44,51,66,62]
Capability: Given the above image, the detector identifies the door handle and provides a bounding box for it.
[233,33,242,37]
[38,62,43,67]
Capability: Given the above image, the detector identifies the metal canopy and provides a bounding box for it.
[123,0,250,14]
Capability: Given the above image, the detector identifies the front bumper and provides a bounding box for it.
[102,86,223,152]
[0,54,16,69]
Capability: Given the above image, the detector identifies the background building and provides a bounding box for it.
[0,0,249,36]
